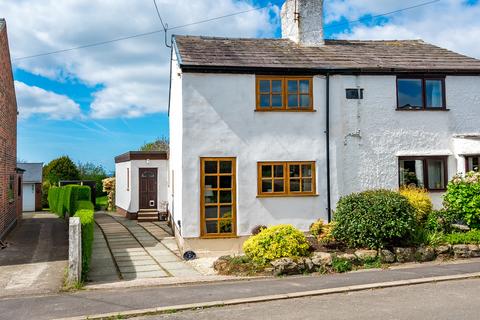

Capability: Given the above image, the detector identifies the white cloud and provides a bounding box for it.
[329,0,480,59]
[0,0,278,119]
[14,81,82,120]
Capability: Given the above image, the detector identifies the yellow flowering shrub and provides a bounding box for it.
[399,186,433,222]
[309,219,325,237]
[318,222,336,245]
[243,224,310,264]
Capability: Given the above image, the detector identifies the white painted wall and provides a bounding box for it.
[171,70,480,239]
[22,183,35,212]
[169,52,184,231]
[115,159,168,213]
[178,73,328,238]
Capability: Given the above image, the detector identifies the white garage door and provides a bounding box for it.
[22,183,35,212]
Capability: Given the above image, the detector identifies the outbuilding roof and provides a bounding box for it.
[174,36,480,74]
[115,151,168,163]
[17,163,43,183]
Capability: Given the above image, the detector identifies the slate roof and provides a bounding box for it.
[174,36,480,73]
[17,163,43,183]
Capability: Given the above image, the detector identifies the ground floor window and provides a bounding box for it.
[257,161,316,196]
[399,156,448,191]
[466,155,480,172]
[200,158,236,237]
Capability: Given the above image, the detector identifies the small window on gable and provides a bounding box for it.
[8,174,14,202]
[346,88,364,100]
[127,168,130,191]
[397,77,446,110]
[256,76,313,111]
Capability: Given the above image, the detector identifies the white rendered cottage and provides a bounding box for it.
[168,0,480,256]
[115,151,168,222]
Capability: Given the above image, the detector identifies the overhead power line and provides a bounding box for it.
[13,0,440,61]
[324,0,441,31]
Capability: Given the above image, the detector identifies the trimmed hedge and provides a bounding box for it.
[48,185,91,217]
[332,189,417,249]
[74,208,95,280]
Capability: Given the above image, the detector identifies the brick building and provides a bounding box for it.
[0,19,21,240]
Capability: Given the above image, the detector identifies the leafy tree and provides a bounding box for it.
[140,136,169,152]
[43,156,80,185]
[78,162,108,196]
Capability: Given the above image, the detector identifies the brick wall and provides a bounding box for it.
[0,20,20,239]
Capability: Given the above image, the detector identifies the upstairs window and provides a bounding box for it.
[258,161,316,196]
[397,77,446,110]
[399,156,448,191]
[256,76,313,111]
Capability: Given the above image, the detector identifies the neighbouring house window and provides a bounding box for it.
[8,174,14,202]
[399,156,448,191]
[466,155,480,172]
[346,88,364,99]
[258,161,316,196]
[126,168,130,191]
[256,76,313,111]
[201,158,236,237]
[397,77,445,110]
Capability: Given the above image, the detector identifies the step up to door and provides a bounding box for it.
[137,210,159,222]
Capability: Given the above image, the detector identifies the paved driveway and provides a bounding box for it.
[0,212,68,297]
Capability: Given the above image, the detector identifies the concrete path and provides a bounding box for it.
[2,260,480,320]
[140,278,480,320]
[0,212,67,298]
[90,213,200,283]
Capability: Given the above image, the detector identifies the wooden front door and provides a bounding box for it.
[139,168,158,210]
[200,158,236,238]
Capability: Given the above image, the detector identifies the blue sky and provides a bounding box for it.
[3,0,480,172]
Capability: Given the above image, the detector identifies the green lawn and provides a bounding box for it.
[95,195,108,210]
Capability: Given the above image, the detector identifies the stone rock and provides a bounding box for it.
[468,244,480,257]
[213,256,230,272]
[300,257,315,272]
[415,246,436,262]
[453,244,471,259]
[394,247,416,263]
[354,249,378,261]
[380,249,395,263]
[311,252,332,267]
[435,245,452,255]
[271,258,301,276]
[337,253,357,263]
[452,224,470,232]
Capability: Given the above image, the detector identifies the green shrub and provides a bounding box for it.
[76,200,94,211]
[309,219,325,237]
[443,230,480,245]
[74,208,95,280]
[331,257,352,273]
[362,256,382,269]
[243,224,310,264]
[399,186,433,222]
[426,209,459,234]
[47,185,92,217]
[444,172,480,228]
[332,189,416,249]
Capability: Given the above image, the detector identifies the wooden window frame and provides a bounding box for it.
[465,155,480,172]
[256,76,314,112]
[200,157,237,238]
[396,76,447,111]
[398,156,448,192]
[257,161,316,197]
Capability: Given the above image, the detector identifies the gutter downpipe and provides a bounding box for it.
[326,73,332,222]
